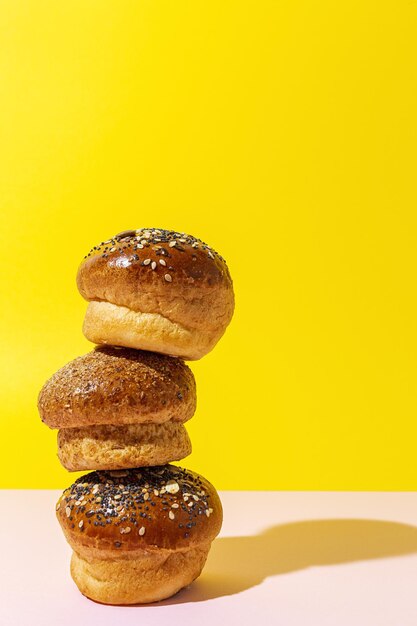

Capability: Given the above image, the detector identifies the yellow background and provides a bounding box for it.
[0,1,416,489]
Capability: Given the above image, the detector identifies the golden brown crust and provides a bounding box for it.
[70,544,210,604]
[57,422,192,471]
[56,466,222,556]
[76,229,234,358]
[38,346,196,429]
[82,301,222,360]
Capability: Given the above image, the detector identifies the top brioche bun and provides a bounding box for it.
[76,228,234,360]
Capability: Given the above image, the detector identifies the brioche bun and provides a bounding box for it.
[77,228,234,360]
[56,466,222,604]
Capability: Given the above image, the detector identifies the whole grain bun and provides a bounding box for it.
[76,228,235,360]
[38,346,196,429]
[57,422,191,471]
[56,466,222,604]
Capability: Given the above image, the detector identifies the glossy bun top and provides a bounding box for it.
[56,466,222,554]
[76,228,235,359]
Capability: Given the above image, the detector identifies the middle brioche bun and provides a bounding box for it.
[38,346,196,471]
[38,346,196,429]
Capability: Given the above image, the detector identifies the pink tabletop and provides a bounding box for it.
[0,490,416,625]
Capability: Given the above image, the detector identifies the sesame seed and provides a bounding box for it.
[188,501,193,507]
[151,261,157,270]
[164,274,172,282]
[114,494,122,500]
[143,492,149,501]
[143,258,151,265]
[169,241,177,247]
[171,503,179,509]
[159,259,166,266]
[65,506,71,517]
[205,509,210,517]
[208,250,215,259]
[153,489,159,496]
[120,526,131,534]
[95,497,102,503]
[79,520,84,528]
[165,481,179,494]
[139,526,146,536]
[56,503,61,511]
[169,511,175,520]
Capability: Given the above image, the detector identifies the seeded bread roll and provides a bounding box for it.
[38,346,196,429]
[76,228,235,360]
[56,466,222,604]
[57,422,192,471]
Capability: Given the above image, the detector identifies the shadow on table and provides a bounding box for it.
[157,517,417,604]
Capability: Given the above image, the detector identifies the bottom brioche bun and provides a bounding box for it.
[56,466,222,604]
[82,300,221,360]
[70,544,210,604]
[57,422,191,471]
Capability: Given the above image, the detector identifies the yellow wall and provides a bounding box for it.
[0,1,416,489]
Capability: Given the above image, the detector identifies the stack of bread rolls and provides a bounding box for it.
[38,228,234,604]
